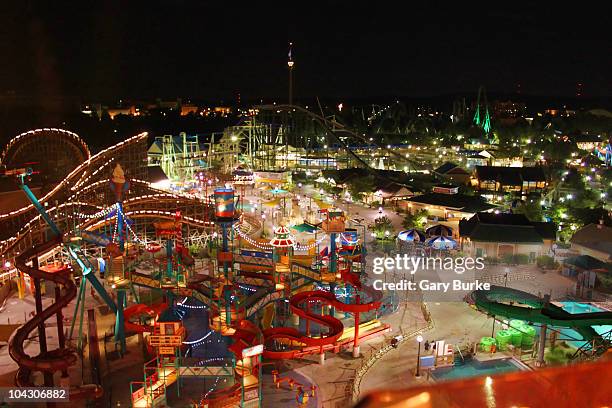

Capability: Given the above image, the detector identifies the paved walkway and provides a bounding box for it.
[357,268,577,401]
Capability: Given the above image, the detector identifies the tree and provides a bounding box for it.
[513,201,544,222]
[368,216,394,240]
[402,209,429,229]
[347,175,375,202]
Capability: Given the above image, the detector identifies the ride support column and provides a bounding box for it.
[353,294,361,358]
[115,289,127,354]
[55,285,68,377]
[329,282,336,318]
[329,233,337,274]
[220,222,232,326]
[166,238,174,281]
[32,257,54,387]
[536,294,551,367]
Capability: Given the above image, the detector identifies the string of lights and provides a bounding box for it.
[74,203,118,220]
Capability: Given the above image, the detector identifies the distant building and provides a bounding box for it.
[214,106,232,116]
[465,152,491,168]
[544,107,576,117]
[404,189,496,238]
[493,100,526,119]
[569,222,612,263]
[371,182,415,206]
[434,162,470,185]
[106,105,137,119]
[472,166,547,196]
[459,213,556,261]
[180,104,199,116]
[464,138,496,151]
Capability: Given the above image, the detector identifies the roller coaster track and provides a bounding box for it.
[256,104,423,173]
[0,194,213,263]
[0,128,90,165]
[0,132,148,239]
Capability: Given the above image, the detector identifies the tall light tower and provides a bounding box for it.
[288,42,294,105]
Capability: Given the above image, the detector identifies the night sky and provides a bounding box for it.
[0,2,610,102]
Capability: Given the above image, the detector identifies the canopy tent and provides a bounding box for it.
[263,198,281,207]
[426,224,453,237]
[397,229,426,243]
[291,222,321,233]
[270,188,289,195]
[313,198,332,210]
[426,235,457,250]
[269,225,296,248]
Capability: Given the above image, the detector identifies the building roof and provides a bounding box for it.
[460,212,556,243]
[146,165,169,183]
[563,255,612,272]
[570,223,612,244]
[475,166,546,185]
[570,223,612,258]
[407,193,496,213]
[435,162,460,174]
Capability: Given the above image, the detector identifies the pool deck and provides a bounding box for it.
[472,351,514,362]
[475,353,533,370]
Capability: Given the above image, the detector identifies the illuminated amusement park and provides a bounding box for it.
[1,5,612,408]
[0,102,611,408]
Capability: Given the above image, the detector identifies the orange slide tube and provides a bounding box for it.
[262,286,382,359]
[9,236,103,400]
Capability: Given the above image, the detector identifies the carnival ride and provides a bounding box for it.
[0,128,389,408]
[467,285,612,359]
[253,104,423,173]
[124,194,389,407]
[8,169,105,400]
[593,141,612,166]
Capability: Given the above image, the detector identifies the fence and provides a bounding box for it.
[346,299,435,405]
[479,271,535,285]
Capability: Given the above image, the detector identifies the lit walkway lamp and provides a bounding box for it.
[415,335,423,378]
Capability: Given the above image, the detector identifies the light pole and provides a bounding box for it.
[261,213,266,238]
[415,335,423,378]
[288,42,294,105]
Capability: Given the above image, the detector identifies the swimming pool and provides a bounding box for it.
[560,301,606,314]
[555,302,612,348]
[431,357,525,381]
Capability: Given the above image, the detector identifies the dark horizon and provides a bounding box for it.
[1,2,610,102]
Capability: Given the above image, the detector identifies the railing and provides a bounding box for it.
[570,329,612,361]
[290,263,323,281]
[479,271,535,284]
[347,299,435,405]
[0,268,18,284]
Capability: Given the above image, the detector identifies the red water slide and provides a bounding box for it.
[123,302,168,334]
[8,236,103,400]
[262,282,382,359]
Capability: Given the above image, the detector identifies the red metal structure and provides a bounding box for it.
[9,236,103,400]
